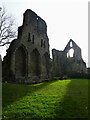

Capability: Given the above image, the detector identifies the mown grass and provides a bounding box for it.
[2,79,88,119]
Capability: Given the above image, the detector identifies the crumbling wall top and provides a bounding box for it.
[22,9,47,33]
[52,49,63,55]
[23,9,37,26]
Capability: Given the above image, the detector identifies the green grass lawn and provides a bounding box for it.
[2,79,88,119]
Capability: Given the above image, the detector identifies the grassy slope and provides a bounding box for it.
[2,79,88,119]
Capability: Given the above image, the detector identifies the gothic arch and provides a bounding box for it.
[15,45,27,78]
[30,48,41,77]
[67,48,74,58]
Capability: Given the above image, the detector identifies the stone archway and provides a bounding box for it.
[30,49,41,77]
[15,46,27,78]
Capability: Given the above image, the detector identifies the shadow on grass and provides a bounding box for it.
[54,79,88,119]
[2,79,88,120]
[2,80,56,108]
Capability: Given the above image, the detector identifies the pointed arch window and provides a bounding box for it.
[70,41,73,47]
[67,48,74,58]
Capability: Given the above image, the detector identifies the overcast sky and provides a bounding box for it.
[0,0,88,66]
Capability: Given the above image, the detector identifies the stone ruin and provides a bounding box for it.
[2,9,50,83]
[52,39,87,79]
[2,9,87,83]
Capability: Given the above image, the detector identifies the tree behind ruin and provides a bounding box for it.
[0,6,17,47]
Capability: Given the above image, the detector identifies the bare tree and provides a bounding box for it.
[0,6,17,47]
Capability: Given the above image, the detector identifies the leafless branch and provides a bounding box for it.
[0,6,17,47]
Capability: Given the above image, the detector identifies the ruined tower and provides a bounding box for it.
[3,9,50,83]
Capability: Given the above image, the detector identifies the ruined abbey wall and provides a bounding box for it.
[3,9,50,83]
[2,9,87,83]
[52,39,87,78]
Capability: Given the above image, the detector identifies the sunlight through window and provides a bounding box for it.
[67,48,74,58]
[70,41,73,47]
[69,48,74,57]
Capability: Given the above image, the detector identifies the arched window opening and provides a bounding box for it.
[69,48,74,57]
[67,52,69,58]
[70,41,73,47]
[30,49,41,77]
[67,48,74,58]
[15,46,27,78]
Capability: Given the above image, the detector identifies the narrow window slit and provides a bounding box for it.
[28,33,31,41]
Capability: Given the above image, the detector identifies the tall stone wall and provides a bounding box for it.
[52,39,87,78]
[52,49,64,77]
[3,9,50,83]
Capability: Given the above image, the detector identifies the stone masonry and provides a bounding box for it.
[3,9,50,83]
[2,9,87,83]
[52,39,87,78]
